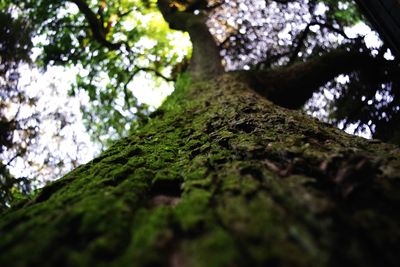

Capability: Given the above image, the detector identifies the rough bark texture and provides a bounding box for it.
[1,74,400,267]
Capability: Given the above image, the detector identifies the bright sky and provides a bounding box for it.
[6,65,96,183]
[6,61,181,183]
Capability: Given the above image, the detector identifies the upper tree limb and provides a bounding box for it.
[239,48,399,109]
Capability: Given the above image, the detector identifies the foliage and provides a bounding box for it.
[0,7,92,210]
[0,9,35,210]
[3,0,399,144]
[3,0,191,146]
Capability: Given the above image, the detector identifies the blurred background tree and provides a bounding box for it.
[0,4,97,210]
[0,9,37,209]
[0,0,399,210]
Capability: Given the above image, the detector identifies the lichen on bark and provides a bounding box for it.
[1,74,400,267]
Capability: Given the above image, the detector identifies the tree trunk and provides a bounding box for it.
[1,74,400,267]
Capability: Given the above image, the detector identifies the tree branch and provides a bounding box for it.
[68,0,124,50]
[240,48,399,109]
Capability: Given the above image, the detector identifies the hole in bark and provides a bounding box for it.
[126,147,143,157]
[148,179,183,207]
[189,147,202,159]
[235,121,256,133]
[240,166,264,182]
[217,137,230,148]
[242,106,258,113]
[150,179,182,197]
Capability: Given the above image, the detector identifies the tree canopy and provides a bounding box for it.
[3,0,399,139]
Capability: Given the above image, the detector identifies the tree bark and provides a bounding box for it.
[1,73,400,267]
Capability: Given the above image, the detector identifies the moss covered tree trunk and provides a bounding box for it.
[1,74,400,267]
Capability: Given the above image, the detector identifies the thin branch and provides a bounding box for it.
[289,23,312,63]
[256,50,292,69]
[133,67,175,82]
[288,2,317,63]
[67,0,124,50]
[0,154,20,174]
